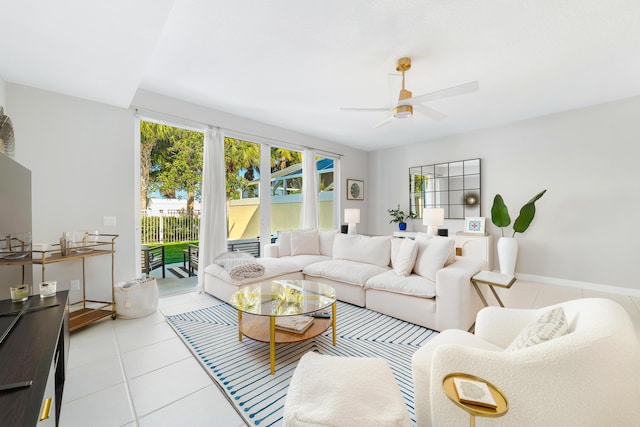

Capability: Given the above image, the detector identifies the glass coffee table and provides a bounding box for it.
[229,280,336,374]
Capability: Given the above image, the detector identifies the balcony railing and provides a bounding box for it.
[142,210,200,244]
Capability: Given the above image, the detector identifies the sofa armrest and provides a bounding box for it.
[431,257,484,331]
[263,243,279,258]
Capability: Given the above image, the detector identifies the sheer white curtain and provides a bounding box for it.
[197,128,227,291]
[301,149,318,229]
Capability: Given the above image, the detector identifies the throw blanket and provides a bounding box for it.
[214,251,265,280]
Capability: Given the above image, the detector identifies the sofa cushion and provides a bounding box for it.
[390,237,403,267]
[204,257,301,286]
[333,234,391,267]
[413,235,455,281]
[365,270,436,298]
[280,254,330,270]
[506,307,568,351]
[303,259,390,286]
[319,230,338,257]
[414,232,456,266]
[291,229,320,255]
[277,231,292,257]
[393,238,418,277]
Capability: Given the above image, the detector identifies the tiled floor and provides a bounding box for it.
[59,279,640,426]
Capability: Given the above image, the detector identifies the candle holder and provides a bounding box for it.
[39,281,57,298]
[10,284,29,302]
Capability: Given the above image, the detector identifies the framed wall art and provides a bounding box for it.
[464,217,485,234]
[346,179,364,200]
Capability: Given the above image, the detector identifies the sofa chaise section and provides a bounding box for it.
[204,257,303,303]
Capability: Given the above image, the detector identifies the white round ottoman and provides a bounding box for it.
[283,352,411,427]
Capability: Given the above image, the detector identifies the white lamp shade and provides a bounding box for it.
[344,209,361,224]
[423,208,444,235]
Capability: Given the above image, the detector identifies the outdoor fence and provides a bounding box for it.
[141,210,262,257]
[142,210,201,244]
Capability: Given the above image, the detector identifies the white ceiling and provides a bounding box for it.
[1,0,639,151]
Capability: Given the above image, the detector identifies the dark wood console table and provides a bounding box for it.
[0,291,69,426]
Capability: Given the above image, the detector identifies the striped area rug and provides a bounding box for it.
[166,301,438,427]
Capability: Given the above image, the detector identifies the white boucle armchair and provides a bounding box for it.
[412,298,640,427]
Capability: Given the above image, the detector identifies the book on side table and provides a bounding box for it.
[453,377,498,409]
[275,315,314,334]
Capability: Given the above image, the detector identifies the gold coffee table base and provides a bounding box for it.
[237,302,336,374]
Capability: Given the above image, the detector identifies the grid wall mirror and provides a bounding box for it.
[409,158,481,220]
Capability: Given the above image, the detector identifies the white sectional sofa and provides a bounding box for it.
[204,229,484,331]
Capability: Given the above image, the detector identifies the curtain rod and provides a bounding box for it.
[132,106,344,158]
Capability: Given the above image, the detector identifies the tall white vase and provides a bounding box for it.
[497,237,518,276]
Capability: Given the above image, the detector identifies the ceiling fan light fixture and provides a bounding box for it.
[394,104,413,119]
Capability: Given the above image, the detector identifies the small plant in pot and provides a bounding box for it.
[491,189,546,275]
[388,204,417,231]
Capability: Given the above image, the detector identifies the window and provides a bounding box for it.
[224,137,261,239]
[317,156,335,230]
[270,147,303,234]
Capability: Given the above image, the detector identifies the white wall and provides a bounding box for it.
[0,74,5,108]
[369,96,640,293]
[7,84,137,302]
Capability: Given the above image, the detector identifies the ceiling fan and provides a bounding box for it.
[340,57,479,128]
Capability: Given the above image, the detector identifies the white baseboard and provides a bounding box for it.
[516,272,640,298]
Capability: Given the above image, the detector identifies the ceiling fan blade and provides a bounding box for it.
[409,81,479,105]
[373,116,395,128]
[340,107,393,112]
[414,104,447,122]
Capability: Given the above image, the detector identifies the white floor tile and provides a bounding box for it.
[63,352,125,403]
[157,292,199,309]
[67,330,120,371]
[532,283,583,308]
[138,385,246,427]
[114,319,176,353]
[122,336,192,379]
[59,383,134,427]
[159,301,207,316]
[67,320,116,353]
[113,309,167,329]
[129,357,213,416]
[491,280,541,309]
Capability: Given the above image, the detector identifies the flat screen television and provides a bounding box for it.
[0,153,33,295]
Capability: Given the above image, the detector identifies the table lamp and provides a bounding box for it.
[344,209,360,235]
[423,208,444,235]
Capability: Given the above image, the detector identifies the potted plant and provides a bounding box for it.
[491,189,546,275]
[388,204,417,231]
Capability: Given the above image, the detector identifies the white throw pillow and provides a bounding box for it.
[291,229,320,255]
[333,234,391,267]
[393,238,418,277]
[277,231,292,257]
[444,242,456,266]
[413,235,455,281]
[319,230,338,257]
[506,307,568,351]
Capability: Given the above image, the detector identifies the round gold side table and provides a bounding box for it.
[442,373,508,427]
